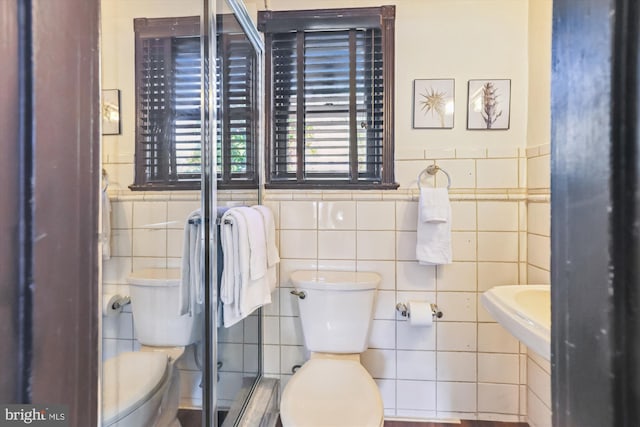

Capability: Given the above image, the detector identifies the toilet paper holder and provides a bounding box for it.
[396,302,443,319]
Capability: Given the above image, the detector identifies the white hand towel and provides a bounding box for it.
[101,189,111,260]
[252,205,280,292]
[236,207,268,281]
[419,188,450,223]
[416,189,452,265]
[180,209,202,316]
[220,208,272,328]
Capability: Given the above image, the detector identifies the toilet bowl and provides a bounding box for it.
[280,270,384,427]
[102,268,202,427]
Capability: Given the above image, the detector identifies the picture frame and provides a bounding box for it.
[467,79,511,130]
[102,89,121,135]
[412,79,455,129]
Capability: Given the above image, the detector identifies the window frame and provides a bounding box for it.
[259,6,398,190]
[130,15,259,191]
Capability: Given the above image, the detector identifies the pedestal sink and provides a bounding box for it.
[481,285,551,360]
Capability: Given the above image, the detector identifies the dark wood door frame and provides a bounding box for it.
[552,0,639,425]
[0,0,100,425]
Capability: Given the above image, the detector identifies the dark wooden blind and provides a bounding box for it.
[132,15,257,191]
[216,30,258,189]
[260,6,397,189]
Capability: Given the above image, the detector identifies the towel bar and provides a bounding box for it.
[417,164,451,189]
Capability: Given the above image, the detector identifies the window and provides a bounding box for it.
[259,6,397,189]
[131,16,257,191]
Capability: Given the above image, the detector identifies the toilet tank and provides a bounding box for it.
[290,270,380,353]
[127,268,201,346]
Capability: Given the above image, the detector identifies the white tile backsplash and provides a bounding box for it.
[103,143,552,424]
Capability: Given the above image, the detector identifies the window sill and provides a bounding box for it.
[264,182,399,190]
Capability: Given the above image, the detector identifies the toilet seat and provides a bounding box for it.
[280,356,383,427]
[102,352,169,426]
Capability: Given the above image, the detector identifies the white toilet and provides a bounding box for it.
[102,268,202,427]
[280,270,384,427]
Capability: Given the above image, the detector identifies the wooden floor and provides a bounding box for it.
[177,410,529,427]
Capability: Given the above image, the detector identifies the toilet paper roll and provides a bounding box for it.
[103,293,123,317]
[408,301,433,327]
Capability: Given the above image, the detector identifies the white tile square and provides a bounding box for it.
[437,322,477,351]
[396,201,419,231]
[318,230,356,259]
[132,228,167,257]
[397,380,436,410]
[396,320,436,350]
[435,159,476,189]
[357,201,396,230]
[425,147,455,159]
[396,160,431,189]
[280,316,305,346]
[279,290,300,317]
[263,345,280,374]
[436,382,476,412]
[478,323,520,353]
[375,379,396,410]
[478,297,495,323]
[102,312,134,339]
[317,260,356,271]
[263,289,280,316]
[167,201,201,229]
[217,322,244,344]
[436,262,477,292]
[110,229,132,257]
[528,234,550,270]
[218,343,244,372]
[528,155,551,189]
[528,388,552,427]
[528,265,550,284]
[437,292,476,322]
[477,202,519,231]
[358,260,395,290]
[396,231,417,261]
[132,201,167,228]
[476,159,518,188]
[528,358,552,407]
[131,256,167,271]
[452,232,477,261]
[478,353,520,384]
[450,201,477,231]
[487,147,518,158]
[166,229,184,258]
[396,350,436,380]
[280,230,317,259]
[357,231,395,260]
[437,352,477,382]
[361,349,396,379]
[478,383,519,414]
[280,201,318,229]
[478,262,520,291]
[374,290,397,320]
[396,261,436,291]
[477,232,519,262]
[263,317,280,345]
[244,316,259,343]
[280,345,307,375]
[318,201,355,230]
[528,203,551,237]
[111,201,133,229]
[368,320,396,349]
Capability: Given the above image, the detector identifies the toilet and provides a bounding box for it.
[102,268,202,427]
[280,270,384,427]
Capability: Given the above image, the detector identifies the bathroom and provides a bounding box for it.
[99,0,551,425]
[1,0,630,426]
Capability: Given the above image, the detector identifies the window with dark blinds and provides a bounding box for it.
[132,15,257,191]
[259,6,398,189]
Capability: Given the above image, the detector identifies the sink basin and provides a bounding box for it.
[481,285,550,360]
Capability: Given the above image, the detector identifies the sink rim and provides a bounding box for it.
[480,284,551,361]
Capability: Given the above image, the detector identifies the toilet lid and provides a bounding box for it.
[281,358,383,427]
[102,351,169,426]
